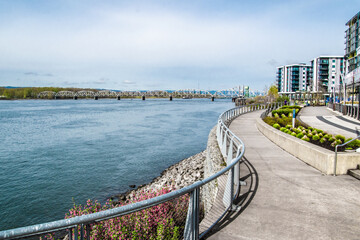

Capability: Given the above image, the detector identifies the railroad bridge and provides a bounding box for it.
[37,89,242,100]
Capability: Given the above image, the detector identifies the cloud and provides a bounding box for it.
[92,77,109,84]
[24,72,39,76]
[267,59,278,67]
[1,0,359,90]
[24,72,53,77]
[122,80,136,85]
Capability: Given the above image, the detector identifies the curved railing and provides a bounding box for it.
[328,102,360,120]
[0,103,279,240]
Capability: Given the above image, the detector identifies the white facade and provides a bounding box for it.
[310,56,344,93]
[276,64,312,93]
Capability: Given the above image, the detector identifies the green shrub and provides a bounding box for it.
[324,134,332,139]
[280,127,287,132]
[346,139,360,148]
[281,105,301,109]
[281,114,286,118]
[307,133,313,138]
[296,132,304,139]
[293,128,301,134]
[291,132,297,137]
[311,130,317,135]
[331,140,342,147]
[286,124,292,129]
[274,113,279,118]
[263,117,277,126]
[345,147,353,150]
[301,136,310,142]
[318,133,323,137]
[316,129,324,134]
[273,123,281,129]
[312,134,320,141]
[328,137,335,142]
[320,137,327,144]
[285,129,292,134]
[288,113,292,117]
[335,135,345,142]
[308,127,313,131]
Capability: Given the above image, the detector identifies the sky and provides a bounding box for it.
[0,0,359,91]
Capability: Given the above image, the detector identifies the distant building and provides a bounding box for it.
[276,63,312,94]
[310,56,344,93]
[344,11,360,86]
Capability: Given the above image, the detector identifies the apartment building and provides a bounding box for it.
[344,11,360,85]
[276,64,312,94]
[310,56,344,93]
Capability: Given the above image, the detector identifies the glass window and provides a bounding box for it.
[332,65,335,68]
[332,60,336,63]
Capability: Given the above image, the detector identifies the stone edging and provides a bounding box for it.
[112,125,224,207]
[256,117,360,175]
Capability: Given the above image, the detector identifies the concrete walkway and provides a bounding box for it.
[207,111,360,240]
[299,106,359,139]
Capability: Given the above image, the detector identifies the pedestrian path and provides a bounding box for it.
[298,106,359,139]
[208,111,360,240]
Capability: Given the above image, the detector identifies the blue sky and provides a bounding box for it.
[0,0,359,91]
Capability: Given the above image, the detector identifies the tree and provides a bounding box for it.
[267,85,279,102]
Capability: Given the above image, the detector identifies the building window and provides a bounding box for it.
[332,65,335,68]
[332,60,336,63]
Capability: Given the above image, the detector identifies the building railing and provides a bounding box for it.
[328,102,360,120]
[0,103,280,240]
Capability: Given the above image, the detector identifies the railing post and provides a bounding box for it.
[80,224,84,240]
[74,226,78,240]
[184,188,200,240]
[68,228,73,240]
[86,224,90,240]
[221,130,228,157]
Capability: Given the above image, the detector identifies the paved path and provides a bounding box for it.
[208,111,360,240]
[299,106,359,139]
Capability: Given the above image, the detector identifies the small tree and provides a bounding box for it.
[267,85,279,102]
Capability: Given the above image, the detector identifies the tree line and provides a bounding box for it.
[0,87,97,99]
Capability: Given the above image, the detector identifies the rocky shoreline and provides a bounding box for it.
[111,151,207,203]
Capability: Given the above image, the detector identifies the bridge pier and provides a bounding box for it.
[170,96,173,101]
[94,96,98,100]
[73,96,78,100]
[211,96,215,101]
[117,96,121,100]
[142,96,145,101]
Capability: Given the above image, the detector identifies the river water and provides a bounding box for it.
[0,98,233,230]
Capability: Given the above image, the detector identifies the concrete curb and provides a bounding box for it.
[256,117,360,175]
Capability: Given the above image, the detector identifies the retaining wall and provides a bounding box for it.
[256,117,360,175]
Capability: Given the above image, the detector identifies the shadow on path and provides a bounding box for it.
[202,156,259,239]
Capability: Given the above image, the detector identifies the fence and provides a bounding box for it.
[0,103,280,240]
[328,102,360,120]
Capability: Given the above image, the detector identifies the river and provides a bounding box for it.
[0,98,233,230]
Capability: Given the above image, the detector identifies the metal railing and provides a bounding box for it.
[328,102,360,120]
[0,103,278,240]
[334,134,360,176]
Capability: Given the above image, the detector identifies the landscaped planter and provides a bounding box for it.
[256,118,360,175]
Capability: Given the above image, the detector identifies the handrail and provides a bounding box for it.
[334,134,360,176]
[0,102,278,240]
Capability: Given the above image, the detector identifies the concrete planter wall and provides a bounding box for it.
[256,118,360,175]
